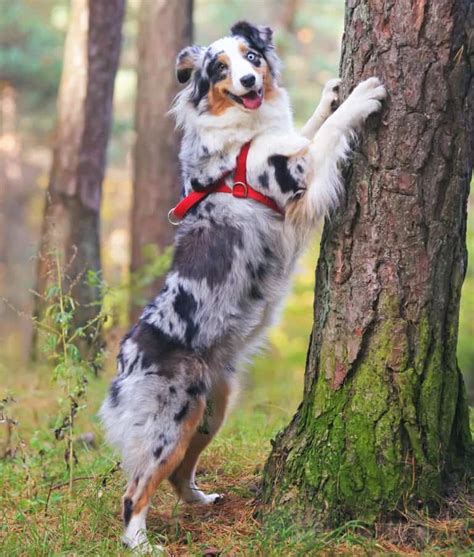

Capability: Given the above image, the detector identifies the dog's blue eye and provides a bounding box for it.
[246,52,256,62]
[216,62,226,72]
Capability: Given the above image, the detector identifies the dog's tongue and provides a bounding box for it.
[242,91,262,110]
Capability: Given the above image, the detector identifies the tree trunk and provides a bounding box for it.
[31,0,124,358]
[263,0,473,524]
[129,0,193,321]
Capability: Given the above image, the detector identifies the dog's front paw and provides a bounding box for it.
[321,78,341,112]
[341,77,387,127]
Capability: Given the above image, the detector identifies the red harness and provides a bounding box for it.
[168,142,284,224]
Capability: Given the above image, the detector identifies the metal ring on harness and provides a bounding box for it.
[232,181,248,198]
[167,208,182,226]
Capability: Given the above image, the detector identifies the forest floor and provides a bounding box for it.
[1,247,473,556]
[1,367,472,556]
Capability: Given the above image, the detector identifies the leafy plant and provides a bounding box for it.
[34,252,107,492]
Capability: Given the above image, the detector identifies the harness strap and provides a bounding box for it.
[168,142,284,225]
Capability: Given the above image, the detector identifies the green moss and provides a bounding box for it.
[414,314,431,374]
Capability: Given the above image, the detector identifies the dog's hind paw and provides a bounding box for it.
[182,490,223,505]
[122,538,165,555]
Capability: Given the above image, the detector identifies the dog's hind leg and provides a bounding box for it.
[121,397,206,552]
[169,377,233,505]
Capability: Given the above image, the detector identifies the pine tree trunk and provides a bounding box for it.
[31,0,124,359]
[129,0,193,321]
[263,0,473,524]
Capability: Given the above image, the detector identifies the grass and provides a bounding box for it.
[1,239,474,556]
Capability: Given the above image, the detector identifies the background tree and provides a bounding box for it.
[129,0,193,321]
[263,0,473,524]
[32,0,125,358]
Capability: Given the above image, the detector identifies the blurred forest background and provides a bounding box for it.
[0,1,472,554]
[0,0,472,397]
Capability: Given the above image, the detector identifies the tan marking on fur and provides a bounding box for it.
[208,54,235,116]
[125,398,206,517]
[238,42,248,56]
[170,380,231,496]
[262,65,277,100]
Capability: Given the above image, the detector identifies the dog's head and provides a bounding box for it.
[176,21,281,115]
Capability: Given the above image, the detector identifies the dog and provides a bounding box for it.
[100,20,386,552]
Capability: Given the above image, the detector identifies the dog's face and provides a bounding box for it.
[176,21,281,115]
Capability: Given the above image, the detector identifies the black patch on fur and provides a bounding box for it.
[173,286,199,345]
[174,401,190,422]
[109,380,121,407]
[134,321,185,376]
[250,283,263,300]
[177,68,192,84]
[117,351,125,374]
[258,172,269,189]
[231,21,271,54]
[204,201,215,212]
[169,385,177,395]
[296,164,303,173]
[126,354,140,376]
[173,223,243,289]
[207,53,228,84]
[191,70,210,107]
[186,380,207,398]
[247,261,267,281]
[269,155,299,193]
[247,262,265,300]
[123,498,133,527]
[153,446,164,459]
[190,177,214,192]
[263,245,275,260]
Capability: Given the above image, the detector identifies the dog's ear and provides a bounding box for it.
[230,21,280,77]
[230,21,274,52]
[176,46,205,84]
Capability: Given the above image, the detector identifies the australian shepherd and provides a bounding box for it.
[101,20,386,552]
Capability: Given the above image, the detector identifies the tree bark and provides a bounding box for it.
[31,0,124,358]
[129,0,193,321]
[263,0,473,524]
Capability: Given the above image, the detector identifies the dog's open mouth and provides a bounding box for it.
[226,89,263,110]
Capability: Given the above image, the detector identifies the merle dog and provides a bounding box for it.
[100,20,386,552]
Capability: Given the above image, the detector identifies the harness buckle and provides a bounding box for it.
[232,181,248,198]
[167,208,182,226]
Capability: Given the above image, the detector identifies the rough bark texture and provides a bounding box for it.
[263,0,473,524]
[129,0,193,321]
[32,0,124,357]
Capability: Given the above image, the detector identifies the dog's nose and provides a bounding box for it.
[240,74,256,88]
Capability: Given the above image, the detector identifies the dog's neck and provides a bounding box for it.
[173,86,294,193]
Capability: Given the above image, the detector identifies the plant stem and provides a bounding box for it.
[55,253,74,495]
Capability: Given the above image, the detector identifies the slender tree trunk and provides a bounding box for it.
[263,0,473,524]
[31,0,125,358]
[129,0,193,321]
